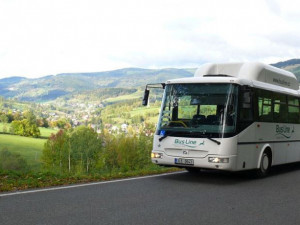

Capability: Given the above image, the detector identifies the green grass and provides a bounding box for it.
[104,90,143,103]
[0,134,46,169]
[39,127,57,138]
[131,106,160,124]
[0,166,181,192]
[104,105,160,125]
[130,106,160,116]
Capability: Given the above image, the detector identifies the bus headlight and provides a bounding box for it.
[208,157,229,163]
[151,152,163,158]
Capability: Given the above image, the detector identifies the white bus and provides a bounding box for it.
[143,62,300,176]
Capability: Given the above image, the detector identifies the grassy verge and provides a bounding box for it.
[0,166,182,192]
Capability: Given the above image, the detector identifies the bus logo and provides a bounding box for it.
[174,139,203,148]
[276,125,294,139]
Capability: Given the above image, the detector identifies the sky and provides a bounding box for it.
[0,0,300,79]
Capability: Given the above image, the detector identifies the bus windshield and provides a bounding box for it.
[157,83,238,138]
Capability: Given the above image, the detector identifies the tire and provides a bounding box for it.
[186,167,201,174]
[256,151,271,178]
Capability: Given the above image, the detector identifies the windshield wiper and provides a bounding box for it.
[159,135,168,142]
[207,137,221,145]
[159,133,175,142]
[159,131,181,142]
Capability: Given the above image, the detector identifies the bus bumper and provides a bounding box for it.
[151,152,237,171]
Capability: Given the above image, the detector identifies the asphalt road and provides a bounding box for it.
[1,164,300,225]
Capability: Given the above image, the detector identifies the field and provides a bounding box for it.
[131,106,160,124]
[104,90,143,104]
[0,124,56,170]
[39,127,57,137]
[0,134,46,169]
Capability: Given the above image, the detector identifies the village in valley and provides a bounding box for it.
[0,91,159,136]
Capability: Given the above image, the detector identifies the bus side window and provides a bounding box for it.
[288,96,300,123]
[256,89,273,122]
[273,94,287,123]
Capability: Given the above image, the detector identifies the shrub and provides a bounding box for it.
[0,149,29,172]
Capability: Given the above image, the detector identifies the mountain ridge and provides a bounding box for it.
[0,59,299,102]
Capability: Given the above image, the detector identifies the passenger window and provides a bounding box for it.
[273,94,287,123]
[288,96,300,123]
[258,96,272,122]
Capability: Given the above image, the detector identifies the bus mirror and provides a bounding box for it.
[142,83,165,106]
[142,89,150,106]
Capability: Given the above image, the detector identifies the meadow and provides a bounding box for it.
[104,90,144,104]
[0,123,57,171]
[0,134,46,170]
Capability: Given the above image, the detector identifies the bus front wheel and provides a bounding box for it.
[256,150,272,177]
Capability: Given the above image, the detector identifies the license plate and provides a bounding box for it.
[175,158,194,165]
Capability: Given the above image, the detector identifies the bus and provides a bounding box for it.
[142,62,300,177]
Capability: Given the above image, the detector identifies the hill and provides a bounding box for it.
[1,58,300,102]
[0,68,194,101]
[271,58,300,81]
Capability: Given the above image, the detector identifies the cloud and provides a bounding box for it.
[264,0,281,15]
[0,0,300,78]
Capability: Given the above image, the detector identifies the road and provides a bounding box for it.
[1,164,300,225]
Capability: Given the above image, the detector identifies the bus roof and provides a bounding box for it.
[194,62,299,91]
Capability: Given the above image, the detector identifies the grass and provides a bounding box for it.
[104,90,143,103]
[102,103,161,125]
[39,127,57,138]
[0,166,182,192]
[131,106,160,124]
[0,123,56,170]
[0,134,46,169]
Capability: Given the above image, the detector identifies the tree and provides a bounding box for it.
[23,110,37,125]
[42,118,49,128]
[52,118,71,129]
[11,119,41,138]
[13,112,22,121]
[0,114,8,123]
[70,126,102,173]
[42,129,70,172]
[0,114,8,133]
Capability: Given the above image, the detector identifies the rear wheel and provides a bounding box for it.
[256,151,271,177]
[186,167,201,174]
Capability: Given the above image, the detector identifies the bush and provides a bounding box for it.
[100,133,153,172]
[10,119,41,138]
[0,149,29,171]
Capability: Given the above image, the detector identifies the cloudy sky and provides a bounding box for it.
[0,0,299,78]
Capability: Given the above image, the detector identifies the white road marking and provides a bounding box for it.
[0,171,185,197]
